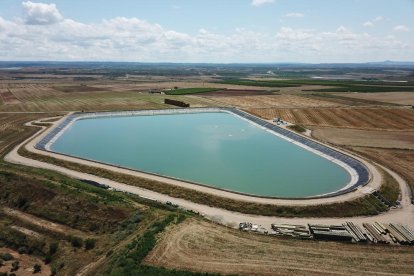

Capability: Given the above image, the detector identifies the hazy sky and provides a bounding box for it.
[0,0,413,62]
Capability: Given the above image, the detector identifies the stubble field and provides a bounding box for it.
[145,218,414,275]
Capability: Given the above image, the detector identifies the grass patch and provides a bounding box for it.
[164,88,221,95]
[287,124,306,133]
[377,168,400,204]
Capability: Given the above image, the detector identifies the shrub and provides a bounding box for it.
[70,236,83,248]
[84,239,96,251]
[33,263,41,273]
[49,242,59,255]
[11,260,20,272]
[1,253,13,261]
[44,253,52,264]
[17,246,28,254]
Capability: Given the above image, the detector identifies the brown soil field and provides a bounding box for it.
[52,85,109,93]
[0,89,20,104]
[206,94,342,108]
[8,86,62,101]
[334,92,414,105]
[201,89,274,96]
[351,147,414,197]
[247,107,414,130]
[305,94,398,106]
[311,127,414,149]
[145,218,414,275]
[0,248,51,276]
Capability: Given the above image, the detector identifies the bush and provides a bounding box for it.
[84,239,96,251]
[11,260,20,272]
[33,263,41,273]
[70,236,83,248]
[287,124,306,133]
[49,242,59,255]
[1,253,13,261]
[0,272,7,276]
[44,253,52,264]
[17,246,28,254]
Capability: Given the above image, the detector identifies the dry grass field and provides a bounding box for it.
[204,94,343,108]
[0,89,218,112]
[334,92,414,105]
[351,147,414,197]
[145,218,414,275]
[311,127,414,149]
[247,107,414,130]
[0,113,58,155]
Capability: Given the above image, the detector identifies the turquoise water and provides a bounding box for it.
[51,112,350,198]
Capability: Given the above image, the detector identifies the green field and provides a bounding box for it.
[218,78,414,92]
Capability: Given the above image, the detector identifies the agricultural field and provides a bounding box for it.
[205,94,343,108]
[246,107,414,130]
[311,127,414,149]
[199,89,275,96]
[0,87,218,112]
[333,92,414,105]
[145,218,414,275]
[164,87,220,95]
[351,147,414,198]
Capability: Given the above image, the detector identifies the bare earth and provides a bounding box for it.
[3,207,89,238]
[145,218,414,276]
[334,92,414,105]
[311,127,414,149]
[0,248,51,276]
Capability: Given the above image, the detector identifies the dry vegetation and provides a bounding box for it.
[0,248,51,275]
[334,92,414,105]
[0,114,60,155]
[146,218,414,275]
[351,147,414,197]
[205,94,342,108]
[0,86,218,112]
[247,107,414,130]
[312,127,414,149]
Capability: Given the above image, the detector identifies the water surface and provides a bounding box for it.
[51,112,350,197]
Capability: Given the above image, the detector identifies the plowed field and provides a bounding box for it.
[208,94,341,108]
[247,107,414,130]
